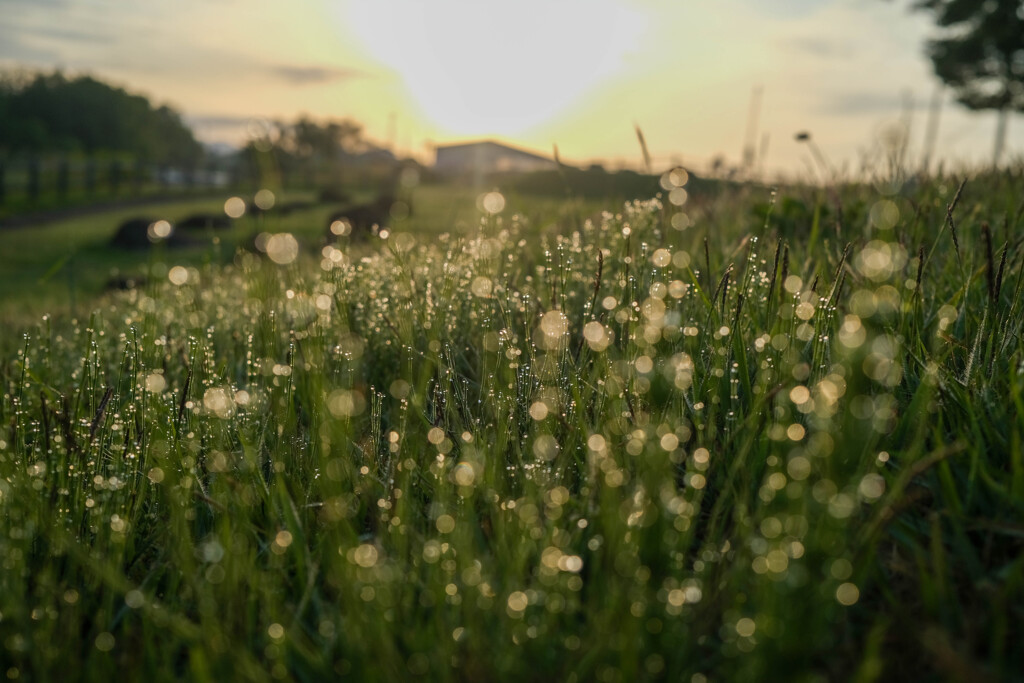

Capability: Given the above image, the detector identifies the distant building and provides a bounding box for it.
[434,140,557,182]
[344,145,397,167]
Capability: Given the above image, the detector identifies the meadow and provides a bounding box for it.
[0,184,605,320]
[0,168,1022,681]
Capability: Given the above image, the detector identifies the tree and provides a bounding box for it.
[288,116,364,162]
[239,116,367,189]
[912,0,1024,166]
[0,70,203,165]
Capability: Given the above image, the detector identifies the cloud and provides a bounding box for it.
[0,2,114,67]
[0,0,71,6]
[738,0,839,20]
[186,114,253,129]
[0,33,61,65]
[816,90,927,116]
[786,36,854,59]
[24,26,111,44]
[270,65,364,86]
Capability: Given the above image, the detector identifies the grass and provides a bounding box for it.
[0,184,604,322]
[0,169,1022,681]
[0,191,326,318]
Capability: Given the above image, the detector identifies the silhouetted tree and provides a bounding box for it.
[0,70,203,165]
[239,116,367,189]
[289,116,364,161]
[912,0,1024,165]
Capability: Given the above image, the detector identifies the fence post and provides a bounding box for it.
[27,158,40,204]
[85,158,97,196]
[132,158,145,195]
[230,160,244,189]
[109,159,123,196]
[56,158,70,201]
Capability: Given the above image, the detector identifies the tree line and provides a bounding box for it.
[0,70,203,165]
[0,70,399,214]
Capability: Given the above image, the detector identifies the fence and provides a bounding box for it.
[0,155,235,214]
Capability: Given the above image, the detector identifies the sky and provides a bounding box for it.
[1,0,1021,178]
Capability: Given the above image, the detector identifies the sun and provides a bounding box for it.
[337,0,647,138]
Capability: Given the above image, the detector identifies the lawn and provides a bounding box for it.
[0,183,606,321]
[0,170,1021,681]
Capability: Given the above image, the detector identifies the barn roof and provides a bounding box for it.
[434,139,552,163]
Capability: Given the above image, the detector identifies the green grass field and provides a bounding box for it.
[0,184,601,321]
[0,171,1022,681]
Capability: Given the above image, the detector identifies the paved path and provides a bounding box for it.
[0,191,225,230]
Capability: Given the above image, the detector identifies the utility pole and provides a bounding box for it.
[993,106,1008,168]
[920,86,943,176]
[742,86,763,177]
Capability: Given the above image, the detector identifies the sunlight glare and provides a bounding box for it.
[342,0,647,136]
